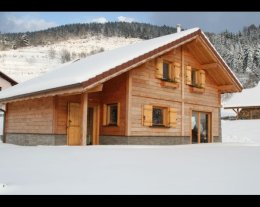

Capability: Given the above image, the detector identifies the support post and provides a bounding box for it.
[181,46,184,136]
[81,92,88,145]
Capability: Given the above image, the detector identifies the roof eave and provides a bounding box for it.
[0,83,83,103]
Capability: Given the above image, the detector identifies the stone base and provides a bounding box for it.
[6,133,67,146]
[100,136,191,145]
[213,136,222,143]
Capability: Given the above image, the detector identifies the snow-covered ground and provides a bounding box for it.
[0,36,141,82]
[0,119,259,195]
[222,119,260,144]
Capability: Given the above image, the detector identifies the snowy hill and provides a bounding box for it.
[0,35,141,82]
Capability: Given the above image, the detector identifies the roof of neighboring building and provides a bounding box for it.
[0,28,243,102]
[0,71,18,86]
[223,82,260,108]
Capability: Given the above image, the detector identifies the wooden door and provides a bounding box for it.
[67,103,81,145]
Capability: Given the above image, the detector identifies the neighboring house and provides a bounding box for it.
[0,71,18,141]
[0,27,242,146]
[223,82,260,119]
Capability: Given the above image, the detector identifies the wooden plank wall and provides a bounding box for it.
[129,46,220,137]
[6,97,54,133]
[100,73,127,136]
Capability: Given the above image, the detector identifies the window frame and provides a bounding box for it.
[152,106,168,127]
[191,68,198,86]
[103,103,120,127]
[107,103,118,126]
[162,61,170,81]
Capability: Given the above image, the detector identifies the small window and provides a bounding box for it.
[152,107,165,126]
[143,105,177,128]
[163,62,170,80]
[107,104,118,125]
[191,69,197,86]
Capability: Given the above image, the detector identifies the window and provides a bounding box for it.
[191,69,197,86]
[156,58,180,84]
[163,62,170,80]
[143,105,177,127]
[108,104,118,125]
[152,107,164,125]
[186,66,206,89]
[0,87,2,91]
[103,103,120,126]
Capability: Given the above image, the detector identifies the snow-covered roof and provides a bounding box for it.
[223,82,260,108]
[0,27,242,102]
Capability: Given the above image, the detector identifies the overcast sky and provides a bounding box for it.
[0,12,259,34]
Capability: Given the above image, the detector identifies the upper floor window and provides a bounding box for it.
[186,66,206,89]
[191,69,197,86]
[163,62,170,80]
[156,58,180,84]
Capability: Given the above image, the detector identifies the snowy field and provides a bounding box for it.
[0,119,260,195]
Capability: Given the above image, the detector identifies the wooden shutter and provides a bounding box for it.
[143,105,153,126]
[168,107,177,128]
[199,70,205,88]
[156,58,163,79]
[103,104,107,126]
[172,62,181,82]
[186,66,192,85]
[117,103,120,126]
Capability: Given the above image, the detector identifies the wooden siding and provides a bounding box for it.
[100,73,127,136]
[6,97,54,133]
[129,46,220,137]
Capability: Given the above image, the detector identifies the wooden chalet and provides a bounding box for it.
[0,27,242,146]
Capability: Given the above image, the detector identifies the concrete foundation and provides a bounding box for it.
[100,136,191,145]
[5,133,67,146]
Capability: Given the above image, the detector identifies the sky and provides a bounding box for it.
[0,12,259,34]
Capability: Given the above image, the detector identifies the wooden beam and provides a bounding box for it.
[87,84,103,93]
[218,84,234,91]
[181,46,184,136]
[125,71,132,136]
[81,92,88,146]
[0,86,84,104]
[52,95,58,134]
[201,63,218,70]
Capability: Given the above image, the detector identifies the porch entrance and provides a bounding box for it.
[67,103,100,146]
[191,111,212,144]
[86,105,99,145]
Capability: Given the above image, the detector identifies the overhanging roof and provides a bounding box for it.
[0,28,243,102]
[223,82,260,108]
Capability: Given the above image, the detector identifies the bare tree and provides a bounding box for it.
[60,49,71,63]
[48,48,56,59]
